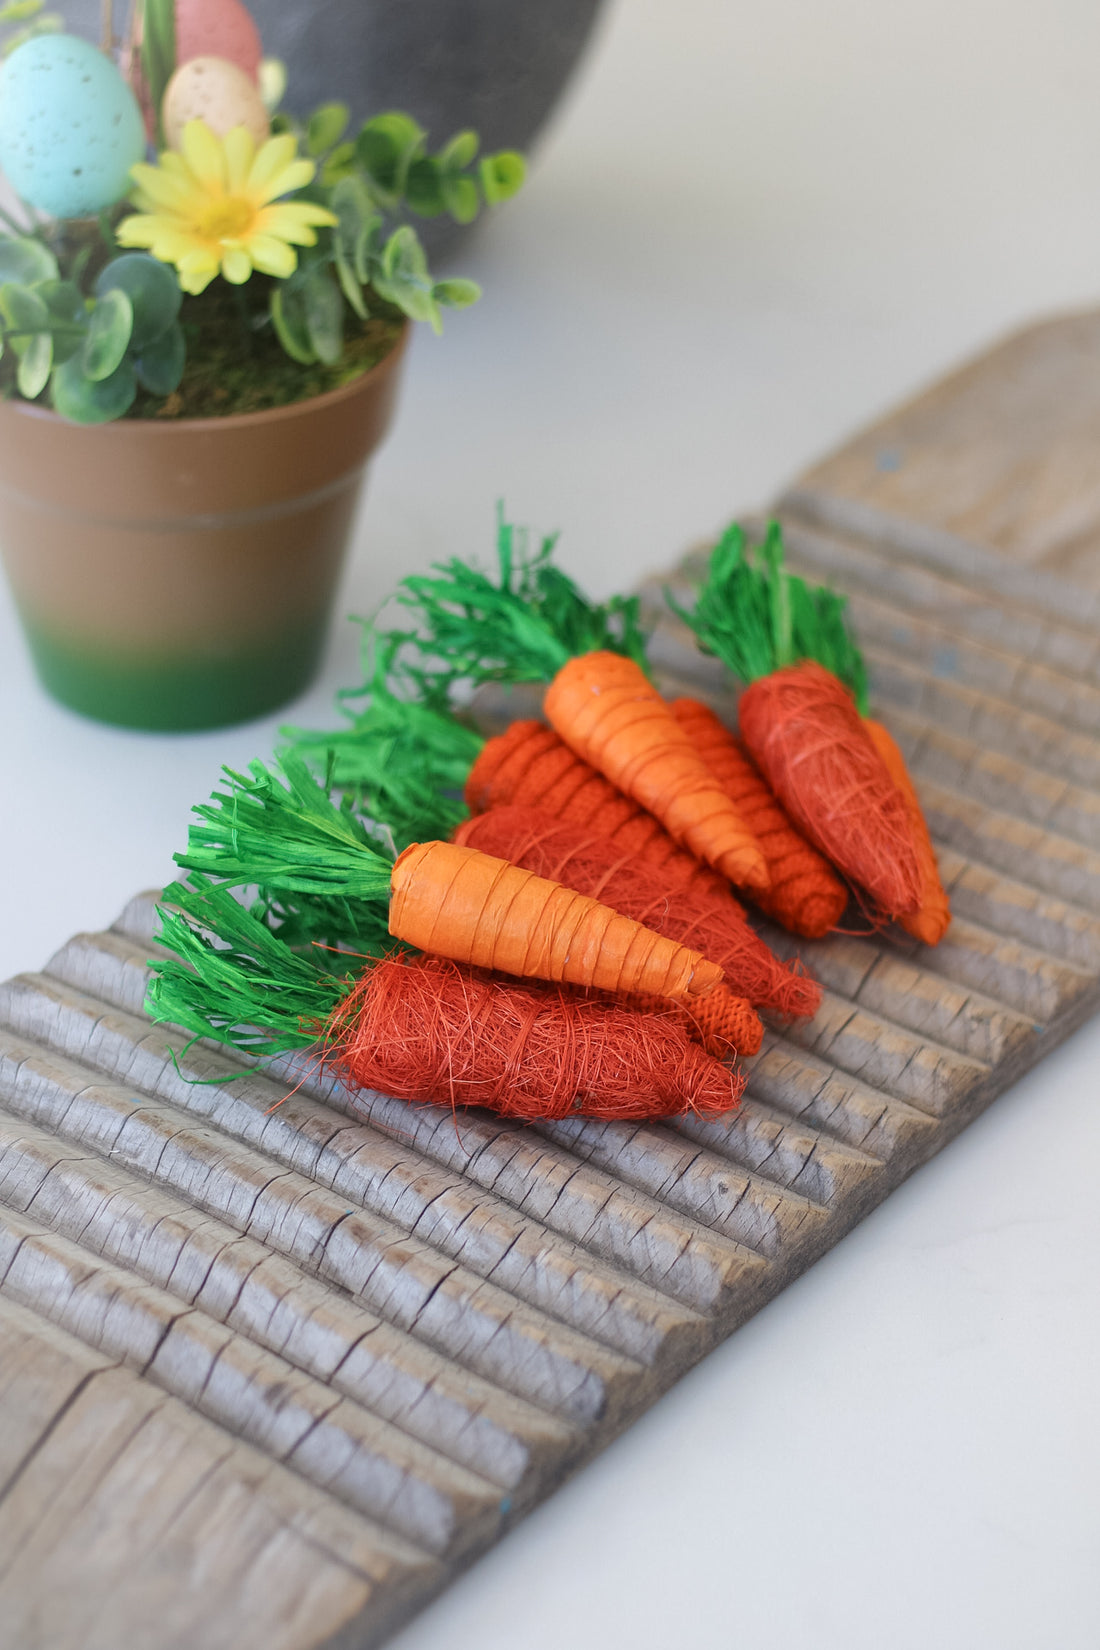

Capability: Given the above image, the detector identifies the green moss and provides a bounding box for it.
[128,280,404,421]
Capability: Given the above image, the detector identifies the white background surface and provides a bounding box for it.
[2,2,1099,1645]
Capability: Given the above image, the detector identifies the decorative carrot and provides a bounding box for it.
[669,697,848,939]
[455,803,817,1028]
[285,695,815,1022]
[149,879,743,1122]
[862,719,951,945]
[542,650,770,891]
[176,753,725,1009]
[465,718,728,899]
[672,523,948,934]
[368,510,770,897]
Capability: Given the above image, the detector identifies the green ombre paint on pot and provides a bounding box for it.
[20,615,327,732]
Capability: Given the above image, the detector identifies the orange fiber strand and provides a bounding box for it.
[465,720,730,899]
[388,839,724,1002]
[670,697,849,939]
[738,661,922,918]
[863,719,951,945]
[454,804,820,1020]
[543,651,770,893]
[326,954,743,1121]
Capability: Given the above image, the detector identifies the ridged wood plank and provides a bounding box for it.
[2,311,1100,1649]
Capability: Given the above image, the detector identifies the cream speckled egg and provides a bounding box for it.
[162,55,270,149]
[0,34,145,218]
[176,0,262,78]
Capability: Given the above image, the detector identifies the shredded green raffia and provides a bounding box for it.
[175,752,397,952]
[669,520,869,712]
[367,504,651,706]
[147,877,358,1059]
[283,635,483,849]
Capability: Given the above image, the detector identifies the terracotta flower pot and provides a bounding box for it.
[0,327,407,731]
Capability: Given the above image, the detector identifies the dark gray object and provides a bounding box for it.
[64,0,606,252]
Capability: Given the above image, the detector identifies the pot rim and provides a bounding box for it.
[2,319,410,436]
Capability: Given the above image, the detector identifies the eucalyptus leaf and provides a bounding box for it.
[307,102,349,157]
[356,112,425,205]
[404,157,445,217]
[95,253,181,350]
[134,319,185,395]
[270,285,316,365]
[82,288,134,383]
[302,271,344,366]
[479,151,526,205]
[371,227,440,329]
[334,251,367,319]
[0,280,48,336]
[0,2,46,22]
[440,174,479,224]
[36,278,83,324]
[433,278,481,310]
[439,130,479,172]
[321,141,357,186]
[52,355,136,424]
[0,235,58,286]
[15,330,50,398]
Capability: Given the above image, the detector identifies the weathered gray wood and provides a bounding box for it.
[3,315,1100,1648]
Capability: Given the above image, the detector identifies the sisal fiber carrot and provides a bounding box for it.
[670,697,849,938]
[862,719,951,945]
[329,957,745,1119]
[673,523,932,925]
[542,651,770,893]
[150,879,742,1122]
[738,660,921,918]
[176,754,726,1012]
[465,719,729,899]
[455,803,820,1022]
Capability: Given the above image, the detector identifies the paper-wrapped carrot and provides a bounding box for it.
[369,511,770,895]
[668,697,849,939]
[672,523,949,939]
[149,879,742,1121]
[177,753,726,1009]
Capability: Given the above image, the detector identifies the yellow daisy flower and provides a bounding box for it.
[116,121,337,296]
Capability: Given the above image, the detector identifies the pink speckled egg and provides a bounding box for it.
[163,56,270,148]
[176,0,262,79]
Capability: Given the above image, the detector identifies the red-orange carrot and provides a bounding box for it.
[388,839,725,1002]
[739,662,922,919]
[543,651,770,893]
[328,955,743,1121]
[863,719,951,944]
[670,697,849,939]
[455,804,820,1021]
[466,720,729,899]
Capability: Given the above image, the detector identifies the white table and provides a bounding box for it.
[2,2,1098,1645]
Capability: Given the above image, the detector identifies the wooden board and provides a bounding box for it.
[2,310,1099,1650]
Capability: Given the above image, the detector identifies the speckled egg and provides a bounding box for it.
[176,0,262,79]
[162,55,270,149]
[0,34,145,219]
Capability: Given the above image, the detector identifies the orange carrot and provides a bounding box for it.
[388,839,725,1002]
[542,651,770,893]
[739,662,922,918]
[863,719,951,944]
[329,954,744,1121]
[670,697,849,938]
[455,802,820,1021]
[466,720,730,899]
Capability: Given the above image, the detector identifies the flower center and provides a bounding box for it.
[197,196,257,241]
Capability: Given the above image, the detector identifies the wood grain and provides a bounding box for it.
[2,314,1100,1648]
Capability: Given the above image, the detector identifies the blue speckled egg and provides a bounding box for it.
[0,34,145,219]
